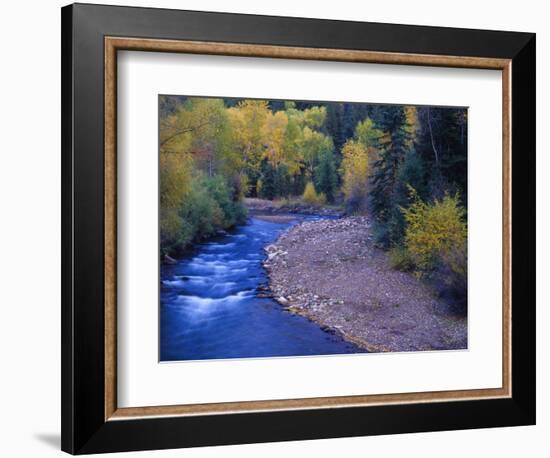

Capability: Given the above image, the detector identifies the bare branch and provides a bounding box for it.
[160,120,211,147]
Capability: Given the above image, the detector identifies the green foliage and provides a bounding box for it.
[202,175,246,228]
[370,106,413,225]
[302,181,326,206]
[258,161,276,200]
[303,106,327,130]
[314,149,338,202]
[380,148,427,246]
[300,126,334,178]
[396,149,426,199]
[163,175,247,255]
[355,117,382,147]
[159,94,468,303]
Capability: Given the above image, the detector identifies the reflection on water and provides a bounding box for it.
[160,216,364,361]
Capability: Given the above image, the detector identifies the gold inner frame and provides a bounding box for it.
[104,37,512,421]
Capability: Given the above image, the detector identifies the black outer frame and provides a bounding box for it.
[61,3,536,454]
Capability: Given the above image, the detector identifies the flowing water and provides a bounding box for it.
[160,215,364,361]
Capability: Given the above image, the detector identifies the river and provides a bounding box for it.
[160,215,364,361]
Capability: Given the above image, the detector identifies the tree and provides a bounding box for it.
[302,106,327,130]
[282,109,304,176]
[300,127,333,179]
[159,151,194,251]
[159,97,247,255]
[324,103,346,157]
[227,100,270,195]
[187,98,233,178]
[340,117,382,211]
[416,106,467,199]
[259,160,277,199]
[314,149,338,202]
[158,95,468,265]
[340,140,369,211]
[370,106,414,246]
[263,111,288,166]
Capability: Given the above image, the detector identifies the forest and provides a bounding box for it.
[159,95,468,299]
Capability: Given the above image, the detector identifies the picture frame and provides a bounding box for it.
[61,3,536,454]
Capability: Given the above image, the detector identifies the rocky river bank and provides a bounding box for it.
[245,197,344,217]
[263,216,467,353]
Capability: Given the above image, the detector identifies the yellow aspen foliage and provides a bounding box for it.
[404,106,418,147]
[262,111,289,166]
[402,187,467,271]
[227,100,270,176]
[302,181,326,206]
[340,140,369,202]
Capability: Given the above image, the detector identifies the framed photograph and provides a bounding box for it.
[61,3,536,454]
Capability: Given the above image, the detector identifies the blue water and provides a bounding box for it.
[160,216,364,361]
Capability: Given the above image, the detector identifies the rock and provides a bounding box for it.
[277,296,289,305]
[263,214,466,353]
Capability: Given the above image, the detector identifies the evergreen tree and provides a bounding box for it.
[274,164,291,198]
[259,160,277,200]
[324,103,346,156]
[415,107,467,201]
[314,149,338,202]
[370,106,414,247]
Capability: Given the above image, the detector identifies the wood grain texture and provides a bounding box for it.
[104,38,117,420]
[107,37,510,69]
[103,37,512,421]
[502,62,512,398]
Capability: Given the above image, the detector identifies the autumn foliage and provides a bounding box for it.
[302,182,326,206]
[159,95,469,307]
[399,188,467,300]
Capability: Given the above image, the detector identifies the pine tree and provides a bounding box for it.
[415,107,467,201]
[314,149,338,202]
[259,160,277,200]
[324,103,346,156]
[370,106,414,246]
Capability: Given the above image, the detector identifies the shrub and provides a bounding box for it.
[302,181,326,206]
[389,246,416,271]
[160,174,247,256]
[203,175,238,227]
[436,241,467,302]
[401,188,467,272]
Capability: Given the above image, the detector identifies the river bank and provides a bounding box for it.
[245,197,344,217]
[160,215,365,361]
[264,216,467,352]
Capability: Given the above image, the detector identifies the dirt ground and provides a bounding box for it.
[263,216,467,353]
